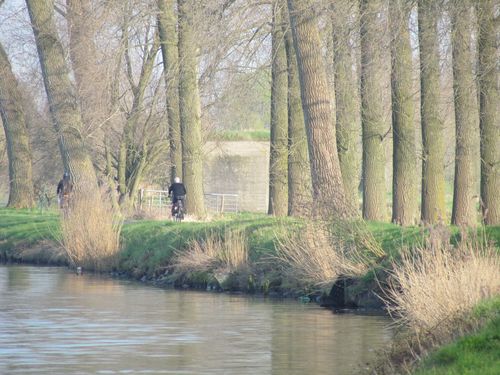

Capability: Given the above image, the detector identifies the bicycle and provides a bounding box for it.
[172,197,185,222]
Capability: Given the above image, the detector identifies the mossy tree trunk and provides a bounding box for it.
[418,0,446,224]
[390,0,417,226]
[158,0,183,183]
[477,0,500,225]
[268,0,288,216]
[178,0,205,217]
[0,43,35,208]
[287,0,351,219]
[331,0,361,212]
[450,0,479,226]
[66,0,104,137]
[360,0,387,221]
[283,5,311,217]
[26,0,98,194]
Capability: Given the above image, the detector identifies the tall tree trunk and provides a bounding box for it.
[287,0,351,219]
[390,0,417,226]
[0,43,35,208]
[418,0,446,224]
[178,0,205,217]
[331,0,361,211]
[268,0,288,216]
[26,0,98,193]
[360,0,387,221]
[283,5,311,217]
[66,0,105,136]
[450,0,479,226]
[477,0,500,225]
[158,0,182,183]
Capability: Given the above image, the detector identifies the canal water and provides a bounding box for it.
[0,265,392,374]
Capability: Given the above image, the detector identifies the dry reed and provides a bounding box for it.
[59,191,123,271]
[173,229,248,273]
[384,233,500,337]
[275,222,381,287]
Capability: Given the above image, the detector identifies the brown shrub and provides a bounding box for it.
[275,221,384,287]
[383,234,500,338]
[59,191,123,271]
[173,229,248,274]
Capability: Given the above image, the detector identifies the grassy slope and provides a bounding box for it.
[414,298,500,375]
[0,209,59,253]
[119,213,297,276]
[2,208,499,373]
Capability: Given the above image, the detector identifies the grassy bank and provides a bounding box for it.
[413,297,500,375]
[1,208,499,374]
[0,208,421,299]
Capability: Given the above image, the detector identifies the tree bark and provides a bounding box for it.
[287,0,351,219]
[390,0,417,226]
[450,0,480,226]
[0,43,35,208]
[26,0,98,193]
[477,0,500,224]
[158,0,183,183]
[418,0,446,224]
[66,0,105,137]
[283,5,311,217]
[360,0,387,221]
[178,0,205,217]
[331,0,361,212]
[268,0,289,216]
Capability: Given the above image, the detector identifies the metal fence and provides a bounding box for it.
[204,193,239,213]
[138,189,239,215]
[138,189,170,216]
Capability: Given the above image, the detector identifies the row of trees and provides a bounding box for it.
[0,0,498,226]
[267,0,499,225]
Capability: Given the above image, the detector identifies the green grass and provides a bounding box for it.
[414,297,500,375]
[119,213,298,276]
[206,130,270,142]
[0,208,60,254]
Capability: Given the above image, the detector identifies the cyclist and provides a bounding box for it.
[168,177,186,217]
[57,172,73,209]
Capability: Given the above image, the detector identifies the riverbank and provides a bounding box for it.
[1,208,499,374]
[0,208,424,306]
[414,296,500,375]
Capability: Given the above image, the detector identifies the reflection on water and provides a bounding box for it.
[0,265,392,374]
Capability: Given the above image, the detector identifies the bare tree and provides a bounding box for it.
[116,11,162,207]
[418,0,446,224]
[287,0,351,219]
[450,0,480,226]
[390,0,417,225]
[360,0,388,221]
[26,0,98,192]
[331,0,361,212]
[477,0,500,224]
[158,0,183,183]
[268,0,288,216]
[0,42,35,208]
[283,4,311,217]
[178,0,205,217]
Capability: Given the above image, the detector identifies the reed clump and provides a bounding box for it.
[370,229,500,374]
[59,191,123,271]
[275,221,384,287]
[384,232,500,336]
[173,229,248,274]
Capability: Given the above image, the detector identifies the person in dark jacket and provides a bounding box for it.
[57,172,73,208]
[168,177,186,216]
